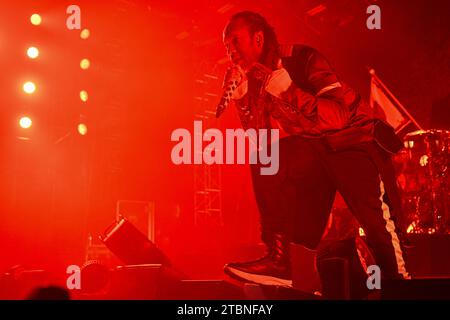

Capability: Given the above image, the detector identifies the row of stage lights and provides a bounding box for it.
[20,13,90,137]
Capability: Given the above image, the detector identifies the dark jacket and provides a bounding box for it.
[235,44,395,151]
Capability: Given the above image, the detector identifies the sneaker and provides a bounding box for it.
[224,257,292,287]
[224,234,292,287]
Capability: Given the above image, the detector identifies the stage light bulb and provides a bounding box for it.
[78,123,88,136]
[23,81,36,94]
[80,29,90,39]
[27,47,39,59]
[80,58,90,70]
[19,117,32,129]
[80,90,88,102]
[30,14,42,26]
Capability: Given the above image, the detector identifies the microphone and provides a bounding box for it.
[215,79,240,118]
[216,65,243,118]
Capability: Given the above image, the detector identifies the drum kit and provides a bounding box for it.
[394,129,450,234]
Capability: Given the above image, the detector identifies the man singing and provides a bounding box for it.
[219,11,409,288]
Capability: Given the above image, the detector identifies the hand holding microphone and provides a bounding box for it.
[215,63,276,118]
[216,65,246,118]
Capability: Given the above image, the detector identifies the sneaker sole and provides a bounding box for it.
[225,266,292,287]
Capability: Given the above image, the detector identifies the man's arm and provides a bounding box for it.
[267,49,359,134]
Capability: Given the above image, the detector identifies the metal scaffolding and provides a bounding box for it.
[193,69,223,227]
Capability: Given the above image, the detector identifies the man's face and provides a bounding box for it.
[223,20,263,70]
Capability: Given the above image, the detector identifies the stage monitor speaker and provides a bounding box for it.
[116,200,155,241]
[100,217,170,266]
[109,264,164,299]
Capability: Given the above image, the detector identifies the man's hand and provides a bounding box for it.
[265,68,293,98]
[246,63,272,96]
[223,64,245,87]
[222,64,247,100]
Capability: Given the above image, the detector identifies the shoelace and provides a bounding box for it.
[269,235,289,263]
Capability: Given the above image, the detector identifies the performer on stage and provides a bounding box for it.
[220,11,410,288]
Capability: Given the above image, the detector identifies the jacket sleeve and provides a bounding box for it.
[270,49,359,135]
